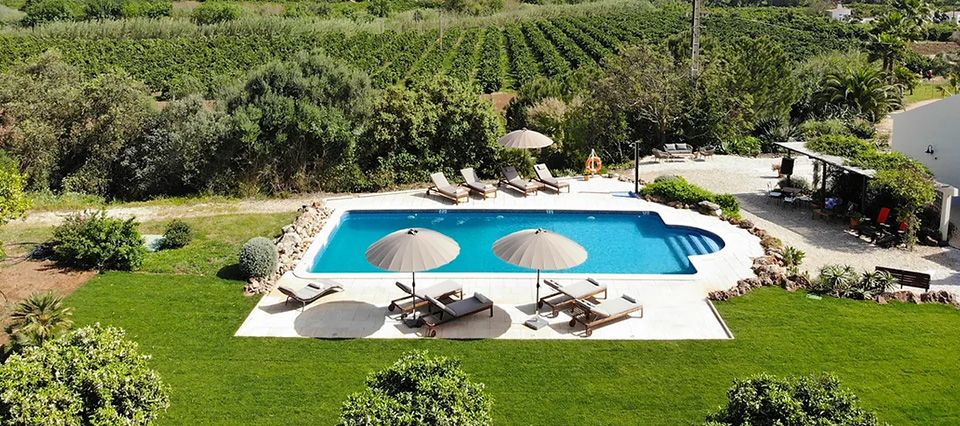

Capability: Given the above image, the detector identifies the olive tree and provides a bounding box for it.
[339,351,492,425]
[0,324,170,425]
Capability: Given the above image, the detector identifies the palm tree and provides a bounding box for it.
[5,292,73,352]
[818,64,902,122]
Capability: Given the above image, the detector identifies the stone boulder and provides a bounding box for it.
[697,200,721,216]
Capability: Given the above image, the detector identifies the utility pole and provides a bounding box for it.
[690,0,702,79]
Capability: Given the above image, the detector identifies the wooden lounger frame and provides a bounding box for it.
[538,279,607,317]
[387,283,463,319]
[419,300,494,338]
[568,300,643,337]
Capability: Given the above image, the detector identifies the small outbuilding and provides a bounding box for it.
[891,96,960,244]
[825,3,853,21]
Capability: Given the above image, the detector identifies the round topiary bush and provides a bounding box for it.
[239,237,277,279]
[160,219,193,250]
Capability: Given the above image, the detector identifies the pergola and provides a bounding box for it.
[774,141,875,211]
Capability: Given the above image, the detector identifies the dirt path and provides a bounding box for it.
[15,196,328,227]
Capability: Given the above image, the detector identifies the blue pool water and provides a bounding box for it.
[308,210,724,274]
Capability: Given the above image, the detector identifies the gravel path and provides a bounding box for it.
[631,155,960,294]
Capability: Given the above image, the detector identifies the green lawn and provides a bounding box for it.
[59,217,960,425]
[904,80,946,106]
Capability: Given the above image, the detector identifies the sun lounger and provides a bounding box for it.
[460,167,498,199]
[499,166,542,197]
[568,294,643,337]
[388,280,464,319]
[278,281,343,311]
[427,172,469,204]
[418,293,495,337]
[538,278,607,316]
[533,164,570,193]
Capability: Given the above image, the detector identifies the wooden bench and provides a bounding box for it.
[876,266,931,290]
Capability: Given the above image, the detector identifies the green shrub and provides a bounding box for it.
[191,2,240,25]
[798,118,848,138]
[238,236,277,279]
[21,0,80,25]
[160,219,193,250]
[777,176,811,191]
[641,176,741,217]
[339,350,492,425]
[721,136,761,157]
[782,246,805,275]
[0,324,169,424]
[707,373,884,425]
[0,153,30,226]
[83,0,121,20]
[52,211,145,271]
[806,134,874,158]
[119,0,171,18]
[845,117,876,139]
[855,270,897,299]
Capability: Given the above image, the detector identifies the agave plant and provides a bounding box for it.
[5,292,73,352]
[856,270,899,298]
[812,265,859,297]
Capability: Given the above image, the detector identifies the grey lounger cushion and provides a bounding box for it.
[502,166,539,190]
[279,281,342,301]
[547,278,606,299]
[430,172,468,197]
[460,168,495,192]
[534,164,569,188]
[426,293,492,317]
[590,294,639,318]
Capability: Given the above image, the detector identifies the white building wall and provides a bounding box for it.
[891,95,960,191]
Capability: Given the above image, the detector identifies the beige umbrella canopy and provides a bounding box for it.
[493,228,587,329]
[498,128,554,149]
[367,228,460,325]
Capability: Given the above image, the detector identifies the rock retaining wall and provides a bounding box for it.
[245,201,332,295]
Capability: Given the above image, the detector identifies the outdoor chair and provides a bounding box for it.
[875,221,909,248]
[533,164,570,193]
[875,266,930,290]
[568,294,643,337]
[460,168,498,199]
[652,149,675,163]
[388,280,464,319]
[857,207,891,241]
[427,172,470,204]
[696,146,716,160]
[278,281,344,311]
[538,278,607,317]
[499,166,542,197]
[812,197,844,220]
[418,293,495,337]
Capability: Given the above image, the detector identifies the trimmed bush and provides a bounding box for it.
[238,236,277,279]
[339,350,492,425]
[52,211,145,271]
[721,136,761,157]
[641,176,740,217]
[0,324,170,424]
[707,373,884,425]
[191,2,240,25]
[806,134,874,159]
[160,219,193,250]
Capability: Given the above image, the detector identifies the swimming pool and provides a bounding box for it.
[306,210,724,274]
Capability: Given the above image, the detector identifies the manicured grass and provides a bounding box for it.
[139,213,295,276]
[63,214,960,425]
[904,81,946,106]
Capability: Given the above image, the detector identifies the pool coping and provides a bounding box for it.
[292,182,763,294]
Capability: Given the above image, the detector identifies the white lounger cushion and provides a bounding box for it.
[396,280,462,298]
[590,295,639,318]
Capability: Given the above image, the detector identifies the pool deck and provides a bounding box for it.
[235,176,763,340]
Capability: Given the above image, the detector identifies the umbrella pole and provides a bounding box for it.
[524,269,548,330]
[405,271,419,328]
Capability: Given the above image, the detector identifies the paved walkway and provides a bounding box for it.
[236,177,760,340]
[632,155,960,294]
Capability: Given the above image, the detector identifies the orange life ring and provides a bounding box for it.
[584,155,602,175]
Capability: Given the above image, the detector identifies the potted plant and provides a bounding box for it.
[771,163,782,178]
[849,211,865,229]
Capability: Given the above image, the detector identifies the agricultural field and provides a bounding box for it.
[0,4,863,97]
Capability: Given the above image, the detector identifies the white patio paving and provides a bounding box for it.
[235,176,763,340]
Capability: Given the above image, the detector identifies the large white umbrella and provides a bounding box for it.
[493,228,587,329]
[498,128,554,149]
[367,228,460,325]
